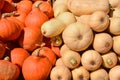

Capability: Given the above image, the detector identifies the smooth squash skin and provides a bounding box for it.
[109,65,120,80]
[109,0,120,8]
[67,0,110,16]
[90,69,109,80]
[62,22,93,52]
[72,66,90,80]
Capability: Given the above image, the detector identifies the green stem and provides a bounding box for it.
[70,58,77,66]
[106,59,113,65]
[98,77,105,80]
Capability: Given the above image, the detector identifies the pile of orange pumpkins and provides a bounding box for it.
[0,0,58,80]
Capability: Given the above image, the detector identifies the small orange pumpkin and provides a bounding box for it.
[0,57,20,80]
[25,2,49,28]
[0,14,22,42]
[10,48,30,68]
[22,53,52,80]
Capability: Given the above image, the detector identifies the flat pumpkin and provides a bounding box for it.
[0,15,22,42]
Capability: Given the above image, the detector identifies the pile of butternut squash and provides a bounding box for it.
[48,0,120,80]
[1,0,120,80]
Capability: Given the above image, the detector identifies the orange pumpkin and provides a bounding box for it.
[0,15,22,42]
[32,46,57,66]
[18,27,43,51]
[22,54,52,80]
[25,3,49,28]
[10,48,30,68]
[0,57,20,80]
[34,0,54,19]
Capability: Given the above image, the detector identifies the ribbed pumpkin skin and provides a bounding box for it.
[0,60,20,80]
[0,18,21,42]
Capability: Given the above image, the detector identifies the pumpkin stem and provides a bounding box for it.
[4,56,10,61]
[98,77,105,80]
[33,1,42,8]
[12,11,20,16]
[70,58,77,66]
[34,49,40,57]
[35,42,46,48]
[51,35,62,47]
[1,11,19,18]
[2,13,12,18]
[12,2,17,8]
